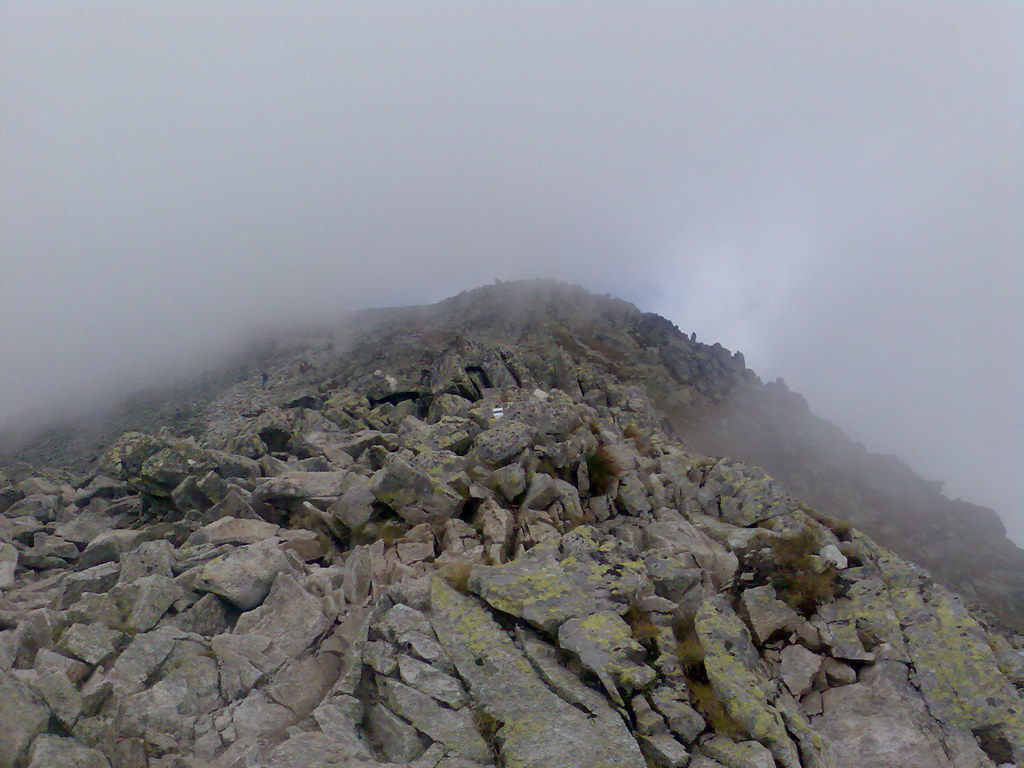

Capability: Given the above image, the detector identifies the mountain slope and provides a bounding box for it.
[3,280,1021,628]
[1,280,1023,766]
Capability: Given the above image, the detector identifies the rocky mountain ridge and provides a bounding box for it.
[1,279,1021,767]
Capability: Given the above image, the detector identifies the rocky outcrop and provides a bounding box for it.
[0,280,1021,767]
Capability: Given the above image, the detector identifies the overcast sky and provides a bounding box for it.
[1,2,1021,540]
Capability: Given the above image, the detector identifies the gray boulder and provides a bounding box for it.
[27,735,110,768]
[0,673,50,768]
[194,540,295,609]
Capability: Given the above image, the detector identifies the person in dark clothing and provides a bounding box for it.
[260,372,269,387]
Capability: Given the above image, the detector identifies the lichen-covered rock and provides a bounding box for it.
[469,526,646,634]
[370,452,464,523]
[696,596,802,768]
[430,579,647,768]
[557,610,655,700]
[472,419,537,466]
[878,553,1024,762]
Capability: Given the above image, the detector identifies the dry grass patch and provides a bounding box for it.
[585,444,621,496]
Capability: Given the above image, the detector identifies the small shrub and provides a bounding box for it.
[585,444,621,496]
[675,635,706,676]
[816,513,854,541]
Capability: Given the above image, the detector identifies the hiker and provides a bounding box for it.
[260,371,269,387]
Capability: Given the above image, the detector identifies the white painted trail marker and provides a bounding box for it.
[492,406,504,420]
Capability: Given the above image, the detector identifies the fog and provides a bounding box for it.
[1,3,1021,540]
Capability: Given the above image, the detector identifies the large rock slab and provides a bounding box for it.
[380,678,491,763]
[812,662,956,768]
[695,596,801,768]
[879,554,1024,762]
[430,579,647,768]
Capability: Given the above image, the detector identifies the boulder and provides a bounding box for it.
[0,673,49,768]
[0,542,17,589]
[252,471,350,503]
[779,644,823,697]
[328,474,375,531]
[56,622,125,665]
[234,572,330,661]
[194,540,295,609]
[26,735,111,768]
[740,585,801,646]
[186,516,280,547]
[370,453,464,523]
[469,527,646,635]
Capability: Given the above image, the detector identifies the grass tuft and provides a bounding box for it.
[585,444,621,496]
[688,680,743,736]
[767,528,838,613]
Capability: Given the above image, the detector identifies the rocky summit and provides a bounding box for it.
[0,279,1021,768]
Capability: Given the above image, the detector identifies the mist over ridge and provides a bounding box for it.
[1,1,1021,545]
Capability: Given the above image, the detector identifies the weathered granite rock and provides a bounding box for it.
[701,736,776,768]
[812,662,956,768]
[0,673,50,768]
[780,644,822,697]
[473,420,537,466]
[186,516,279,546]
[430,580,647,768]
[878,554,1024,762]
[370,453,464,523]
[0,542,16,589]
[26,735,111,768]
[56,622,125,665]
[234,572,330,661]
[194,540,295,609]
[740,585,802,646]
[368,701,428,762]
[252,471,349,503]
[557,610,656,700]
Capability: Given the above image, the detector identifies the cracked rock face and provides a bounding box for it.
[0,280,1022,768]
